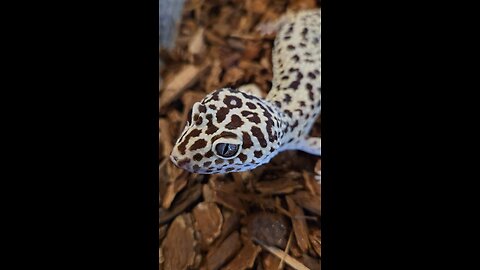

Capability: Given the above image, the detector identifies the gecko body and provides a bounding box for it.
[170,9,321,174]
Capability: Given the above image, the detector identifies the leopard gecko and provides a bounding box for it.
[170,9,321,174]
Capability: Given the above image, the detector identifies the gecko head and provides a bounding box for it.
[170,87,283,174]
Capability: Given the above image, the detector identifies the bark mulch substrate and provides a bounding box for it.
[160,1,320,269]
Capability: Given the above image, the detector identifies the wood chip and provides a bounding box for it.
[223,239,262,270]
[255,179,303,195]
[255,238,311,270]
[207,231,242,270]
[302,170,320,196]
[309,228,321,258]
[160,214,198,270]
[162,173,188,209]
[286,196,310,253]
[160,184,202,226]
[193,202,224,247]
[159,118,173,160]
[188,27,206,63]
[160,63,210,108]
[205,58,222,92]
[291,191,320,216]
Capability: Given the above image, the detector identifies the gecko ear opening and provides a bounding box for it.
[212,137,242,159]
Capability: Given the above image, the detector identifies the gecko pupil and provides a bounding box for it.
[215,143,239,158]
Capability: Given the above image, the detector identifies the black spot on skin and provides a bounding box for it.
[177,158,190,167]
[284,35,291,40]
[308,72,316,79]
[306,83,312,90]
[193,153,203,161]
[225,114,244,129]
[288,138,294,143]
[289,68,299,73]
[223,95,243,109]
[205,115,218,135]
[289,80,300,90]
[270,147,276,153]
[302,28,308,36]
[299,42,306,47]
[295,109,304,116]
[299,101,306,107]
[203,161,212,167]
[238,153,247,162]
[206,169,213,173]
[313,37,319,44]
[225,167,235,172]
[241,111,261,124]
[292,55,300,62]
[195,116,203,125]
[284,110,292,118]
[242,132,253,149]
[214,159,224,165]
[308,89,314,101]
[290,120,299,131]
[314,69,320,75]
[216,107,229,122]
[205,150,214,158]
[254,150,263,158]
[281,76,289,80]
[212,131,237,143]
[198,104,206,113]
[192,164,201,171]
[208,104,216,110]
[251,126,267,147]
[283,94,292,104]
[274,101,282,108]
[287,45,295,50]
[177,129,202,155]
[305,52,311,56]
[228,159,235,164]
[189,139,207,151]
[305,113,310,119]
[286,24,294,34]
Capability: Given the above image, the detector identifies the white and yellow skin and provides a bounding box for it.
[170,9,321,174]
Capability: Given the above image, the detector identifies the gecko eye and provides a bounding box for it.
[214,143,240,158]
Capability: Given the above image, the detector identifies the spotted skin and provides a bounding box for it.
[170,9,321,174]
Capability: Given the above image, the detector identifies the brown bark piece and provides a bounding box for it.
[160,184,202,226]
[291,191,321,216]
[188,27,206,63]
[206,231,242,270]
[223,239,262,270]
[302,170,320,196]
[160,214,198,270]
[205,58,222,92]
[309,228,321,258]
[262,253,282,270]
[211,211,240,248]
[159,118,173,160]
[286,196,310,253]
[300,254,320,270]
[193,202,224,246]
[247,212,289,249]
[254,178,303,195]
[222,67,245,85]
[160,63,210,108]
